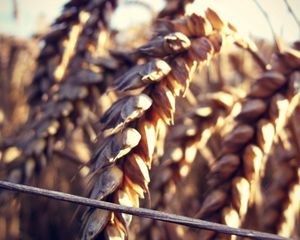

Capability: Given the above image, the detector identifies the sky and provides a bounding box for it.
[0,0,300,43]
[191,0,300,43]
[0,0,66,37]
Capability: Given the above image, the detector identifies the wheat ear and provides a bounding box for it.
[28,0,93,106]
[80,9,243,240]
[0,0,121,202]
[196,44,300,239]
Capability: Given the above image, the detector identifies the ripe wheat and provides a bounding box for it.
[1,1,300,240]
[28,0,118,106]
[0,0,121,203]
[196,44,300,239]
[80,9,247,239]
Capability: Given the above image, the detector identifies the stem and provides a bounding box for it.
[283,0,300,34]
[252,0,280,52]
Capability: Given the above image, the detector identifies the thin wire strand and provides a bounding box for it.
[0,180,289,240]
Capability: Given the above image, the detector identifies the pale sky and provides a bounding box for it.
[0,0,66,37]
[192,0,300,43]
[0,0,299,43]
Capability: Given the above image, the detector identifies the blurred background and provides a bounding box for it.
[1,0,300,42]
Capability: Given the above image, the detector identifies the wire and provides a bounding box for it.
[0,180,289,240]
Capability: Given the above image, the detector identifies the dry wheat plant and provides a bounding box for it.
[0,0,300,239]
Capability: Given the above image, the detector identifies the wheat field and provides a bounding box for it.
[0,0,300,239]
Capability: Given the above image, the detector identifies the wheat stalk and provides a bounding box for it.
[196,44,300,239]
[80,9,246,239]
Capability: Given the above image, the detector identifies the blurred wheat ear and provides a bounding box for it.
[0,0,118,199]
[196,44,300,239]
